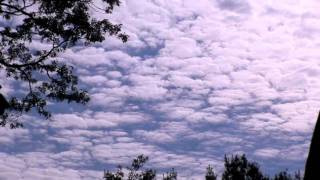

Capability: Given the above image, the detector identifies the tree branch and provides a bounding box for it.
[0,40,68,68]
[0,2,35,18]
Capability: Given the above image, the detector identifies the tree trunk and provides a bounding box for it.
[304,111,320,180]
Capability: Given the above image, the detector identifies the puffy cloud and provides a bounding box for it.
[1,0,320,179]
[254,148,281,159]
[216,0,251,13]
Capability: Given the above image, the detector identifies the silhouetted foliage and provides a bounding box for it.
[304,111,320,180]
[274,170,291,180]
[0,0,128,127]
[0,85,23,128]
[104,166,124,180]
[273,170,302,180]
[294,171,302,180]
[205,165,217,180]
[222,154,267,180]
[127,155,156,180]
[104,154,303,180]
[162,168,177,180]
[103,155,156,180]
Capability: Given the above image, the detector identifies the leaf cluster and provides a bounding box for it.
[0,0,127,126]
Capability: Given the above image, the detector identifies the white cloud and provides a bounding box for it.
[160,37,202,59]
[2,0,320,179]
[254,148,280,159]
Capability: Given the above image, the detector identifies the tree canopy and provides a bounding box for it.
[0,0,127,127]
[104,154,302,180]
[222,154,266,180]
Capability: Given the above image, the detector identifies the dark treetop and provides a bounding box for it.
[0,0,127,127]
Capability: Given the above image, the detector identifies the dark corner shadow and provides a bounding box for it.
[304,111,320,180]
[0,85,9,115]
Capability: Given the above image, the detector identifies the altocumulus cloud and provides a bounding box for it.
[1,0,320,179]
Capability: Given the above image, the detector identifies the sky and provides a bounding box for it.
[1,0,320,179]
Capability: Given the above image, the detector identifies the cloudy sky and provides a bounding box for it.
[1,0,320,179]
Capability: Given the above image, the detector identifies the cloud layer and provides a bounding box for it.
[1,0,320,179]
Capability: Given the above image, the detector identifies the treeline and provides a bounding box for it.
[103,154,302,180]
